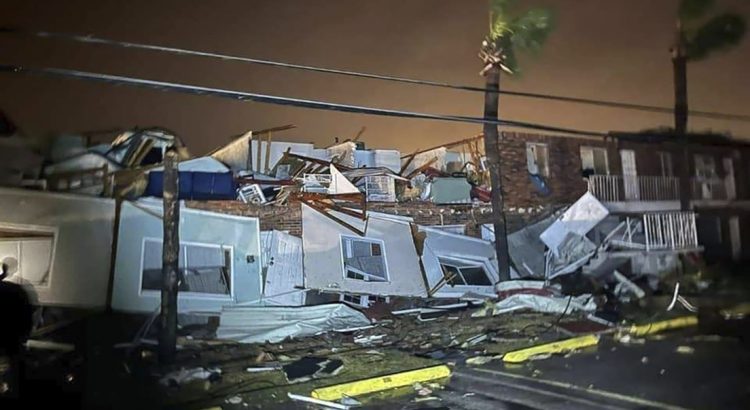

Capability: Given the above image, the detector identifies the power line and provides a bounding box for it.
[6,28,750,123]
[0,64,606,137]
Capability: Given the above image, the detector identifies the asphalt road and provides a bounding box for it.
[373,328,750,410]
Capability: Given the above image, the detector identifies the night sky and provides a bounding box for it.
[1,0,749,155]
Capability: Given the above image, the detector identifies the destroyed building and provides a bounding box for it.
[0,118,748,314]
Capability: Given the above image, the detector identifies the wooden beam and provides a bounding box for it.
[159,150,179,365]
[400,134,483,159]
[264,131,273,173]
[302,200,364,236]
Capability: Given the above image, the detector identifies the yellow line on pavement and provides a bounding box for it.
[503,334,600,363]
[311,365,451,401]
[627,316,698,337]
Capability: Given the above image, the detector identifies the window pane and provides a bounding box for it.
[580,147,594,171]
[184,244,230,295]
[460,267,492,286]
[593,149,608,174]
[341,237,387,282]
[371,243,382,256]
[440,264,466,286]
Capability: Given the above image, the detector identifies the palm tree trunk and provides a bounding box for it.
[482,65,512,281]
[673,23,691,211]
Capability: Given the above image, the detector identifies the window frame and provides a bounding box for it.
[658,151,674,177]
[526,142,550,177]
[139,237,234,299]
[580,146,609,175]
[340,235,389,283]
[437,256,494,287]
[0,222,57,289]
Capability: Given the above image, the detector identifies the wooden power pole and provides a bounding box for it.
[482,64,512,282]
[159,150,180,364]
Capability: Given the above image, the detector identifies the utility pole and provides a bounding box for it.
[482,64,512,282]
[159,150,179,364]
[672,21,692,212]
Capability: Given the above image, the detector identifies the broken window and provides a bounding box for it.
[438,257,493,286]
[580,146,609,175]
[694,154,717,179]
[658,152,674,177]
[526,142,549,176]
[275,164,292,179]
[141,239,232,295]
[0,226,55,287]
[341,236,388,282]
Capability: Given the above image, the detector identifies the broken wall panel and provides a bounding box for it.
[419,227,500,298]
[540,192,609,255]
[301,204,427,297]
[0,187,115,307]
[111,199,262,313]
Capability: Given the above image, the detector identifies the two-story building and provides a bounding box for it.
[494,130,750,264]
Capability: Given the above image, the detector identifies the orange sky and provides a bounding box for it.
[1,0,749,154]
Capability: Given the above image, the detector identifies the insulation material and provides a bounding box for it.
[151,156,229,173]
[301,205,427,297]
[327,141,356,168]
[262,231,306,306]
[540,192,608,255]
[490,294,596,315]
[329,165,360,194]
[419,227,500,298]
[210,131,315,173]
[0,188,115,307]
[405,147,447,174]
[111,199,262,313]
[215,303,371,343]
[210,131,252,172]
[43,152,121,176]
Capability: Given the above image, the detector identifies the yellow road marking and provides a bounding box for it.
[311,365,451,401]
[627,316,698,337]
[503,334,600,363]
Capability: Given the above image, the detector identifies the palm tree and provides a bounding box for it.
[672,0,745,210]
[672,0,746,134]
[481,0,553,281]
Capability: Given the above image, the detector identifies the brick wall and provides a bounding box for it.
[497,131,609,208]
[185,200,557,238]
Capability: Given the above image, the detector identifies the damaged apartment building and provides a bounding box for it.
[0,111,748,314]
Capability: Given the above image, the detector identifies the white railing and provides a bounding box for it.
[588,175,680,202]
[643,212,698,251]
[301,173,332,193]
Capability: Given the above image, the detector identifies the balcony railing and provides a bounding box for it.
[587,175,680,202]
[605,212,698,251]
[643,212,698,251]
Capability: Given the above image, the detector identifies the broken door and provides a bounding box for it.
[620,149,639,200]
[263,231,305,305]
